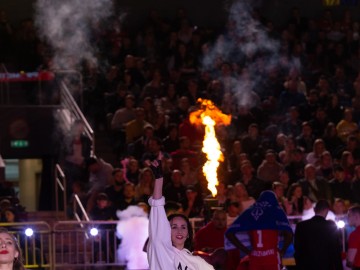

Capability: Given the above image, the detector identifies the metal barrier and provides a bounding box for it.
[52,220,121,269]
[0,222,52,269]
[0,214,350,269]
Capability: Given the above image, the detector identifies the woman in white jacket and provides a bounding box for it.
[147,160,214,270]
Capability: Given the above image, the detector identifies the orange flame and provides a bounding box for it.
[189,99,231,197]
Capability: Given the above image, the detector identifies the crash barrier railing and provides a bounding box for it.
[52,220,120,269]
[0,215,350,269]
[0,221,52,269]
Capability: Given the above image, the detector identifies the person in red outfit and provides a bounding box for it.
[194,209,227,252]
[225,191,293,270]
[347,205,360,269]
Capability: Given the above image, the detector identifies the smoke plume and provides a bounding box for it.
[203,0,301,109]
[34,0,114,70]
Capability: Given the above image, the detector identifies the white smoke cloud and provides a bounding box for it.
[203,0,301,109]
[116,206,149,270]
[34,0,114,69]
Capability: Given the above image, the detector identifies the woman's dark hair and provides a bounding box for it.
[167,213,193,251]
[0,227,25,270]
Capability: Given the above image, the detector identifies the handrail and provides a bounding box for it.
[54,164,67,217]
[59,80,95,155]
[73,194,91,222]
[52,69,84,109]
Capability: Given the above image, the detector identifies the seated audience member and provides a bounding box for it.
[104,168,126,210]
[125,107,150,144]
[125,158,140,185]
[257,149,284,183]
[316,151,334,181]
[298,164,331,202]
[163,169,187,203]
[181,185,204,218]
[284,147,306,183]
[272,181,292,214]
[170,136,199,170]
[225,199,241,227]
[332,198,347,217]
[194,209,227,252]
[86,156,114,212]
[336,107,358,142]
[130,123,154,160]
[141,136,170,166]
[340,150,355,182]
[329,166,351,203]
[89,193,117,263]
[118,182,137,211]
[233,182,255,212]
[306,138,326,166]
[162,123,180,153]
[351,165,360,204]
[180,157,198,187]
[134,167,155,203]
[238,161,267,199]
[287,183,305,216]
[213,181,228,207]
[194,210,228,270]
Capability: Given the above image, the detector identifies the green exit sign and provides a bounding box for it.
[10,140,29,148]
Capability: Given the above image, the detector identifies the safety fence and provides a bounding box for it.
[0,215,350,269]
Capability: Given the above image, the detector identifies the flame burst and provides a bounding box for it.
[189,99,231,196]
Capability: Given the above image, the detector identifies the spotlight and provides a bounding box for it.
[89,227,98,236]
[24,228,34,237]
[336,220,345,229]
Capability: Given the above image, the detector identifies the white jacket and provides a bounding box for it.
[147,196,214,270]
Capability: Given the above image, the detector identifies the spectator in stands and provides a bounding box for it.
[62,120,92,192]
[281,106,302,137]
[89,193,117,263]
[233,182,255,212]
[130,123,154,160]
[322,122,344,157]
[257,149,283,183]
[194,209,227,253]
[272,181,292,214]
[339,150,355,182]
[316,151,334,181]
[142,97,159,126]
[237,161,267,199]
[117,182,137,211]
[179,158,198,187]
[332,198,347,216]
[125,158,140,185]
[336,107,359,142]
[85,156,114,211]
[193,209,227,270]
[125,107,150,143]
[241,123,262,160]
[104,168,126,210]
[299,164,332,203]
[351,165,360,204]
[285,147,306,183]
[287,183,305,216]
[135,167,155,203]
[296,121,315,153]
[163,170,186,204]
[0,227,26,270]
[141,137,170,166]
[181,185,204,218]
[170,136,198,170]
[162,123,180,153]
[329,166,351,203]
[110,94,136,132]
[309,107,329,138]
[306,138,326,166]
